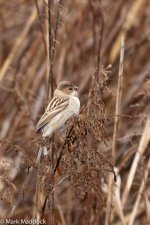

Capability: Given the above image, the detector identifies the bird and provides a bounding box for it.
[36,81,80,138]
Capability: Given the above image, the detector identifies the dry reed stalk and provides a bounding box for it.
[105,173,113,225]
[109,0,146,63]
[144,193,150,223]
[36,3,51,221]
[55,194,67,225]
[47,1,62,224]
[118,145,136,172]
[36,1,63,222]
[47,0,62,101]
[36,1,51,220]
[0,109,17,138]
[122,118,150,207]
[36,159,53,221]
[0,0,149,222]
[31,64,47,121]
[88,0,104,70]
[112,36,125,163]
[128,158,150,225]
[101,0,124,58]
[35,0,47,54]
[0,4,41,81]
[115,202,146,225]
[122,66,150,108]
[105,36,125,225]
[112,170,126,225]
[57,46,68,83]
[47,0,53,102]
[7,43,45,140]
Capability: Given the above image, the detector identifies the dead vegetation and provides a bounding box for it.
[0,0,150,225]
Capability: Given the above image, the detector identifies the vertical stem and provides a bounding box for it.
[112,36,125,164]
[47,2,55,224]
[46,2,63,224]
[97,10,104,72]
[88,0,104,74]
[105,36,125,225]
[105,174,113,225]
[47,0,62,101]
[47,0,53,102]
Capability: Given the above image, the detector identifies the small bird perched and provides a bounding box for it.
[36,81,80,138]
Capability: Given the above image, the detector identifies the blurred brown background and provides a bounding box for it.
[0,0,150,225]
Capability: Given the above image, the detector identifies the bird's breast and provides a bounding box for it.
[69,96,80,115]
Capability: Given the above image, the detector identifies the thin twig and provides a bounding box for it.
[105,36,125,225]
[54,125,74,174]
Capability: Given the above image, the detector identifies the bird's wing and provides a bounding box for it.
[36,97,69,132]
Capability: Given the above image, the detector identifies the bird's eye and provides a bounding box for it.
[69,87,73,90]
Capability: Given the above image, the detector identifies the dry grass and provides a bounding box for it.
[0,0,150,224]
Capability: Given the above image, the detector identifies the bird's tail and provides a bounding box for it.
[36,146,48,163]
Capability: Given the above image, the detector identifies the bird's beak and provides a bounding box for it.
[71,89,78,97]
[74,86,78,97]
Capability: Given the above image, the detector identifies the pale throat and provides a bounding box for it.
[70,90,78,97]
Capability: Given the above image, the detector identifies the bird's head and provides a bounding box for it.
[56,81,78,97]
